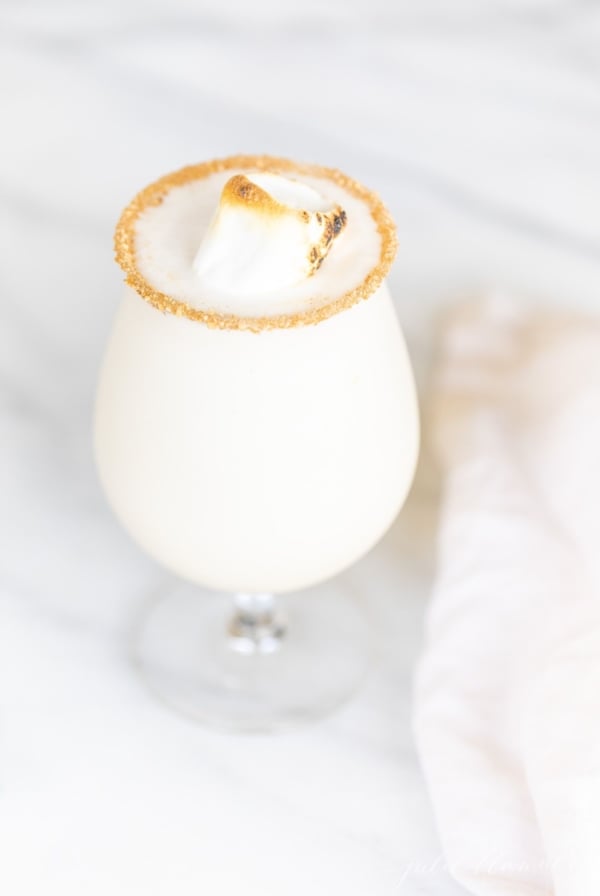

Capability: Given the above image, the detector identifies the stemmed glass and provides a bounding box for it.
[94,157,419,731]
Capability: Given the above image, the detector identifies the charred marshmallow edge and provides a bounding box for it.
[193,172,347,296]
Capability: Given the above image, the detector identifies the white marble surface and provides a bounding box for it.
[1,1,599,893]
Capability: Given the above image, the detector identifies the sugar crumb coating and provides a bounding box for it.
[114,154,398,333]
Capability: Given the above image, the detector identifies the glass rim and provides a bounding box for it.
[114,154,398,333]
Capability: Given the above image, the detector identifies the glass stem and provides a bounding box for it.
[228,592,286,655]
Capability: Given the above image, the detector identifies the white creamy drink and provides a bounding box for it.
[95,155,420,729]
[95,155,419,594]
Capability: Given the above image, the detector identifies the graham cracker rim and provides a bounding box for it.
[114,154,398,333]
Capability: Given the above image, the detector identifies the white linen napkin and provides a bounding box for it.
[414,296,600,896]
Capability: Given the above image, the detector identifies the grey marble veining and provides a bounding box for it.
[1,1,599,893]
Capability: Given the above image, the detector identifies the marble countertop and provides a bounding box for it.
[1,1,599,893]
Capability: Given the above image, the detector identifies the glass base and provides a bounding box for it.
[133,580,372,732]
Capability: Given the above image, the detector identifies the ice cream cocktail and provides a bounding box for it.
[95,155,419,730]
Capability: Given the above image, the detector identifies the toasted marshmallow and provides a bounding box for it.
[193,172,347,296]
